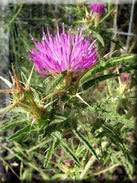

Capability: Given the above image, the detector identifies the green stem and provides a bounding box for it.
[5,4,23,32]
[97,8,114,27]
[93,163,120,176]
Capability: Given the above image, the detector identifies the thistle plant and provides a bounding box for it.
[0,4,136,181]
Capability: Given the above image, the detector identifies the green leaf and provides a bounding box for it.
[43,116,68,136]
[93,31,105,47]
[0,120,26,132]
[102,124,133,165]
[82,73,119,90]
[44,138,57,168]
[53,132,80,167]
[81,54,137,83]
[73,130,100,162]
[8,125,31,140]
[120,63,137,73]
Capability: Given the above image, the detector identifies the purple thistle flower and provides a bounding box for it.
[29,26,97,76]
[90,3,105,14]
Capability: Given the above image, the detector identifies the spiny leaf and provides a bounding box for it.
[93,31,105,47]
[0,120,26,132]
[81,54,137,83]
[73,130,100,162]
[102,124,133,165]
[52,132,80,167]
[8,125,32,140]
[82,73,119,90]
[44,138,57,168]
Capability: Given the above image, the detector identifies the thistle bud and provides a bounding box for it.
[89,3,105,26]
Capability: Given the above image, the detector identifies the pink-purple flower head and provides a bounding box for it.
[90,3,105,14]
[29,25,97,77]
